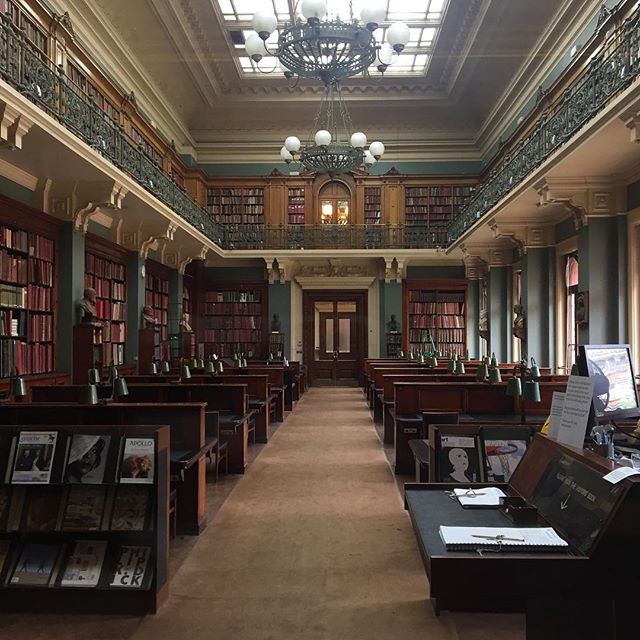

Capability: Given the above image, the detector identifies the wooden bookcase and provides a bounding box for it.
[144,260,169,357]
[202,282,267,358]
[0,195,59,379]
[386,332,402,357]
[205,188,265,225]
[84,236,128,370]
[0,423,169,614]
[403,280,467,357]
[404,185,474,227]
[287,187,305,225]
[364,187,382,225]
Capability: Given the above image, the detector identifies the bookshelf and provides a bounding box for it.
[181,284,195,361]
[404,185,474,228]
[144,261,169,359]
[364,187,382,225]
[403,280,467,357]
[0,200,58,379]
[0,423,169,614]
[84,237,128,370]
[386,332,402,357]
[206,188,265,225]
[287,188,305,225]
[202,282,267,358]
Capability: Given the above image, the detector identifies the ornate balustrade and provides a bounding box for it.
[448,5,640,243]
[224,224,446,250]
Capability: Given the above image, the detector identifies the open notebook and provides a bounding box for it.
[439,526,569,551]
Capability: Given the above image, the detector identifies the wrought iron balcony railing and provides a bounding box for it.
[224,224,447,250]
[448,5,640,243]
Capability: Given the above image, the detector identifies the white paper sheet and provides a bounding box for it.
[453,487,506,506]
[547,391,566,440]
[556,376,594,449]
[439,526,568,548]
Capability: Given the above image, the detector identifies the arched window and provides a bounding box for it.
[318,181,351,225]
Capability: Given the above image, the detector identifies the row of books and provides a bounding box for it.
[408,303,464,316]
[0,283,25,309]
[0,540,153,590]
[95,300,126,321]
[84,276,125,302]
[29,314,52,341]
[203,329,261,343]
[27,285,52,311]
[203,316,260,330]
[30,235,54,262]
[100,321,126,344]
[145,274,169,294]
[0,309,25,338]
[0,226,28,252]
[408,328,465,343]
[405,186,473,197]
[25,342,54,374]
[85,254,126,282]
[206,291,261,303]
[204,303,262,316]
[28,257,53,287]
[209,213,265,223]
[145,292,168,309]
[98,342,125,366]
[0,249,27,284]
[409,314,465,328]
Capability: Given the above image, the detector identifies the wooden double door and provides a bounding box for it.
[303,291,367,386]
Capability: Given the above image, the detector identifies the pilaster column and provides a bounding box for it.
[463,256,487,359]
[126,253,145,368]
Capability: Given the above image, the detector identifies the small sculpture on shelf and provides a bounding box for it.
[386,314,399,333]
[180,312,192,332]
[78,287,98,323]
[142,305,158,328]
[479,307,489,342]
[270,313,281,333]
[512,303,526,342]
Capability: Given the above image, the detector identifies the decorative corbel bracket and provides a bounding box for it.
[536,180,588,230]
[264,257,279,284]
[488,218,526,257]
[138,222,178,260]
[0,102,35,150]
[175,244,208,275]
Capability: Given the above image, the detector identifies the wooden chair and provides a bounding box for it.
[205,411,228,482]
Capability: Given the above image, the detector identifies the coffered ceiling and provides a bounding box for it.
[62,0,602,164]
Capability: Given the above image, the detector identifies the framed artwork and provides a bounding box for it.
[436,433,484,483]
[480,427,533,482]
[575,291,589,325]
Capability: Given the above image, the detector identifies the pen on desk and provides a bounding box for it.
[472,535,525,542]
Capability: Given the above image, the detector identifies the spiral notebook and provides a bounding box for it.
[439,526,569,551]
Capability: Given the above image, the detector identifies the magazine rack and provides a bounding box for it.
[404,434,640,639]
[0,424,169,614]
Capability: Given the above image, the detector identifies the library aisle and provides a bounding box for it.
[1,388,524,640]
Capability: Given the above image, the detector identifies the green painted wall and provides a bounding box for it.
[268,282,291,359]
[379,281,402,355]
[0,176,35,207]
[126,253,146,368]
[58,223,85,375]
[168,269,183,336]
[488,266,512,362]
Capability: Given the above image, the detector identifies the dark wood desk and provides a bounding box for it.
[404,435,640,639]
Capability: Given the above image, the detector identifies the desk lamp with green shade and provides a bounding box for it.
[506,357,542,424]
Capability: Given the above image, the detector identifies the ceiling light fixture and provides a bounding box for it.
[248,0,410,84]
[280,81,385,175]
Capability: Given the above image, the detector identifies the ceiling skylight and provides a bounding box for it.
[216,0,449,77]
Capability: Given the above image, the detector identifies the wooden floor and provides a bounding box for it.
[1,387,525,639]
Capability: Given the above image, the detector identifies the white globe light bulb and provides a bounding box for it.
[387,22,410,52]
[280,146,293,162]
[245,33,265,61]
[369,141,385,158]
[377,43,394,67]
[350,132,367,148]
[315,129,332,146]
[364,150,376,166]
[360,3,386,28]
[301,0,327,21]
[252,11,277,39]
[284,136,301,153]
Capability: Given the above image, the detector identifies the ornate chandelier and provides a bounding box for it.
[279,81,385,175]
[246,0,410,85]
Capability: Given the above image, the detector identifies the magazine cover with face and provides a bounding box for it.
[437,435,483,483]
[66,435,111,484]
[12,431,58,484]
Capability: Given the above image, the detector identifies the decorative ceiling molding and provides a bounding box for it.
[476,0,602,157]
[51,0,195,153]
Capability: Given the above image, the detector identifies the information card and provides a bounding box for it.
[556,376,594,449]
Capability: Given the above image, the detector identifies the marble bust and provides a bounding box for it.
[386,314,399,333]
[512,304,525,341]
[142,305,158,328]
[270,313,281,333]
[79,287,98,323]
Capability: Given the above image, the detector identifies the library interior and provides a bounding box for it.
[1,0,640,639]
